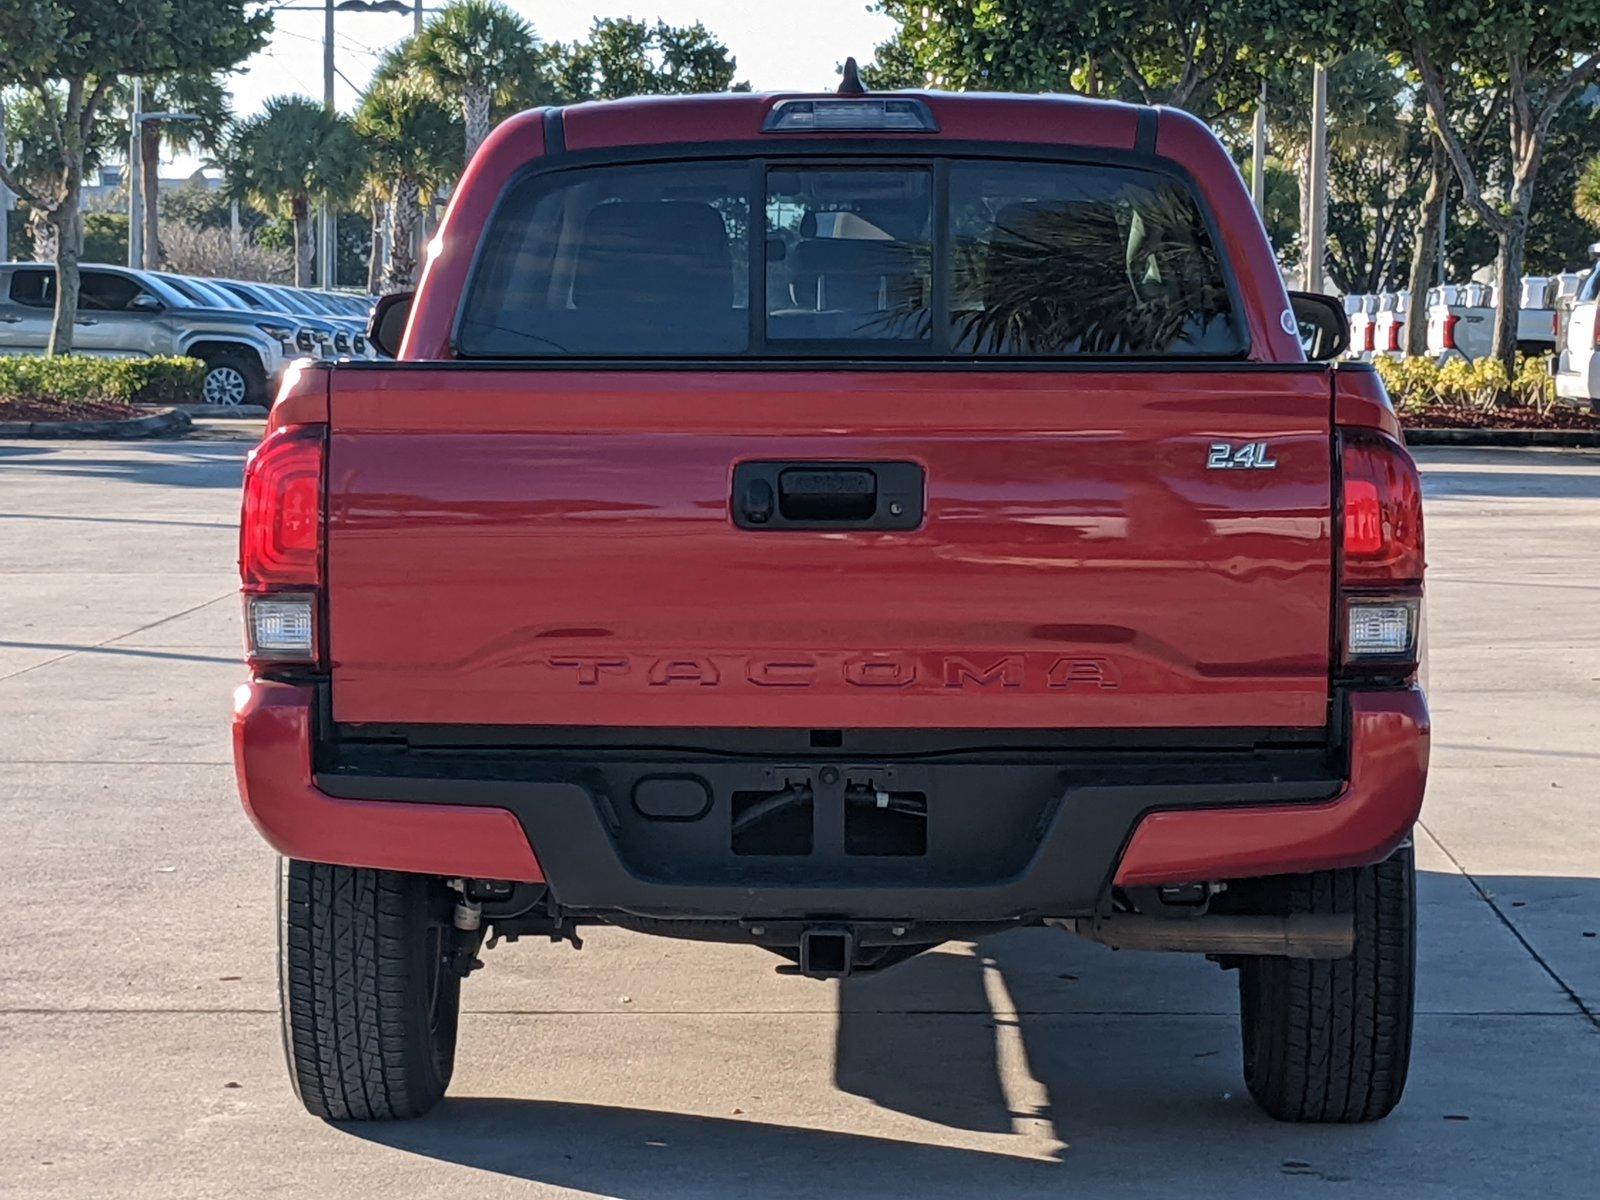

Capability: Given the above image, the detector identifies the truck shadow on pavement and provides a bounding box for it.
[0,442,247,490]
[342,871,1599,1197]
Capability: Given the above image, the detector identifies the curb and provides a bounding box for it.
[0,407,193,439]
[1405,427,1600,448]
[139,403,269,418]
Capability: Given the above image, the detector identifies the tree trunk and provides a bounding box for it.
[292,194,313,287]
[140,120,162,270]
[383,177,419,292]
[46,180,82,355]
[1491,216,1529,376]
[1490,139,1544,375]
[1405,135,1447,358]
[29,207,57,261]
[366,194,387,295]
[463,85,491,162]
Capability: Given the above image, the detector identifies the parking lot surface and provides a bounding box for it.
[1,434,1597,1199]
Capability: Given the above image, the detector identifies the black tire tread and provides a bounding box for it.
[278,859,456,1121]
[1239,846,1415,1123]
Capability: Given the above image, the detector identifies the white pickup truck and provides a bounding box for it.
[1425,280,1561,361]
[1371,292,1410,360]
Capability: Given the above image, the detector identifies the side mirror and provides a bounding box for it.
[368,290,413,359]
[130,293,163,313]
[1287,290,1350,361]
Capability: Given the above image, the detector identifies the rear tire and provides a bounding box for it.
[1237,845,1415,1122]
[278,859,461,1121]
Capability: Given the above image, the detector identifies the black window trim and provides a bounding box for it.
[450,136,1254,366]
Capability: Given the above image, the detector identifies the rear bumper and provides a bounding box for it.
[1555,349,1600,402]
[232,682,1427,919]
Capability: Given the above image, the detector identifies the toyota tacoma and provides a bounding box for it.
[233,85,1429,1124]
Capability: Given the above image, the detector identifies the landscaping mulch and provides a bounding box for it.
[1401,403,1600,431]
[0,398,136,423]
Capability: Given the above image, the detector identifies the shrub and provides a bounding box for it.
[0,355,206,405]
[1511,354,1557,415]
[1374,355,1441,413]
[1376,353,1554,413]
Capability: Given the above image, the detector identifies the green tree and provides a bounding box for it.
[550,18,746,101]
[354,74,459,291]
[1361,0,1600,371]
[113,72,231,270]
[224,95,361,286]
[1265,52,1428,295]
[0,0,269,353]
[1,86,120,260]
[864,0,1302,122]
[410,0,545,162]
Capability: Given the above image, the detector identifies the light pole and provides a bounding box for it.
[2,95,13,262]
[1250,80,1267,214]
[1303,63,1329,294]
[128,86,199,270]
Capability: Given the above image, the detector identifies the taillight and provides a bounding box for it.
[1361,321,1376,352]
[1442,313,1459,350]
[1384,319,1403,352]
[240,424,325,666]
[1587,309,1600,351]
[1339,432,1424,673]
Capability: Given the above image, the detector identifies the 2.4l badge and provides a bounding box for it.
[1206,441,1278,470]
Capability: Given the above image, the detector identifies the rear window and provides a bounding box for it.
[458,156,1242,359]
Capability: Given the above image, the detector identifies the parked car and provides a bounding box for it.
[202,279,357,359]
[1426,279,1559,361]
[0,262,317,404]
[1555,249,1600,406]
[235,90,1428,1125]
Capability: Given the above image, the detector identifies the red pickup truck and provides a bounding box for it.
[233,87,1428,1125]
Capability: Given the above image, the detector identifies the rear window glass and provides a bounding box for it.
[947,162,1238,355]
[458,156,1241,359]
[460,160,749,356]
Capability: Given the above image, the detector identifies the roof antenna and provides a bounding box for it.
[838,57,867,95]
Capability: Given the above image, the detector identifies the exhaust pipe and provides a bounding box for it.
[1050,913,1354,960]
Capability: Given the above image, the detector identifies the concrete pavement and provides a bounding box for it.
[1,435,1596,1199]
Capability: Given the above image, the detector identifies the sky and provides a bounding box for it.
[226,1,896,123]
[163,1,895,174]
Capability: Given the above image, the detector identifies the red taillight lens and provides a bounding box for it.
[1340,431,1424,673]
[241,424,325,667]
[1341,433,1424,584]
[1361,321,1376,352]
[1442,313,1459,350]
[1384,319,1402,352]
[241,424,324,588]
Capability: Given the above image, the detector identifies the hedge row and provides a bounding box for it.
[1374,354,1558,415]
[0,355,205,405]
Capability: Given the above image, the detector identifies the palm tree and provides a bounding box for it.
[224,96,360,286]
[120,74,231,270]
[409,0,545,162]
[1576,155,1600,231]
[354,75,459,291]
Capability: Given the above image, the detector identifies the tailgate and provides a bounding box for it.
[326,367,1332,730]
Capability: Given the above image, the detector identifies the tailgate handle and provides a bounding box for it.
[779,468,876,521]
[732,461,923,530]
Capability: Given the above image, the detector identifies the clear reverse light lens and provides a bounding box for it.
[1346,599,1417,658]
[246,593,316,661]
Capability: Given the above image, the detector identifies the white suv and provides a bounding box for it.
[1555,257,1599,406]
